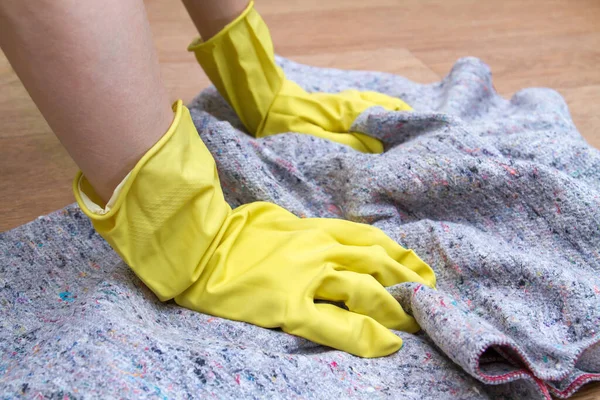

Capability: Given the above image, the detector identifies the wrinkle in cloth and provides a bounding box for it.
[1,57,599,399]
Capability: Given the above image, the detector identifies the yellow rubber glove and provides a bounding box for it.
[188,1,412,154]
[74,101,436,358]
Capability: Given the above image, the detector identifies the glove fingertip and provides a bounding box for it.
[367,332,404,358]
[356,321,404,358]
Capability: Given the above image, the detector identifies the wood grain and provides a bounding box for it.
[0,1,598,396]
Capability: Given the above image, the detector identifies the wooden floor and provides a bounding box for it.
[1,0,599,397]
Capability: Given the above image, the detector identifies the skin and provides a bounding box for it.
[0,1,418,357]
[182,0,248,41]
[0,0,246,202]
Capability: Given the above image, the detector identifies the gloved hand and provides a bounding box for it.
[74,101,435,357]
[189,1,412,154]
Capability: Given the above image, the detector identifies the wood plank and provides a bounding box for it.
[0,134,77,231]
[413,33,600,93]
[290,48,440,83]
[559,85,600,149]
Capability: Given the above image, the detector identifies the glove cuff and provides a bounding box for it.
[74,100,232,300]
[187,0,284,135]
[187,1,255,50]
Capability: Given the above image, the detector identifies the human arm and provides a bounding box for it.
[0,0,435,357]
[0,0,173,202]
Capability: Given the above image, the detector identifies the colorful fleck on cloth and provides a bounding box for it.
[1,57,599,399]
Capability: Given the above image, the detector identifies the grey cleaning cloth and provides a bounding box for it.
[1,57,599,399]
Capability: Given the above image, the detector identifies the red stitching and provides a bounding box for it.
[548,373,600,398]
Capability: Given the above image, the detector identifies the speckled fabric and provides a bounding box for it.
[1,57,599,399]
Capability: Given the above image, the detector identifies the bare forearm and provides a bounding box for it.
[0,0,173,201]
[182,0,248,40]
[0,0,249,202]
